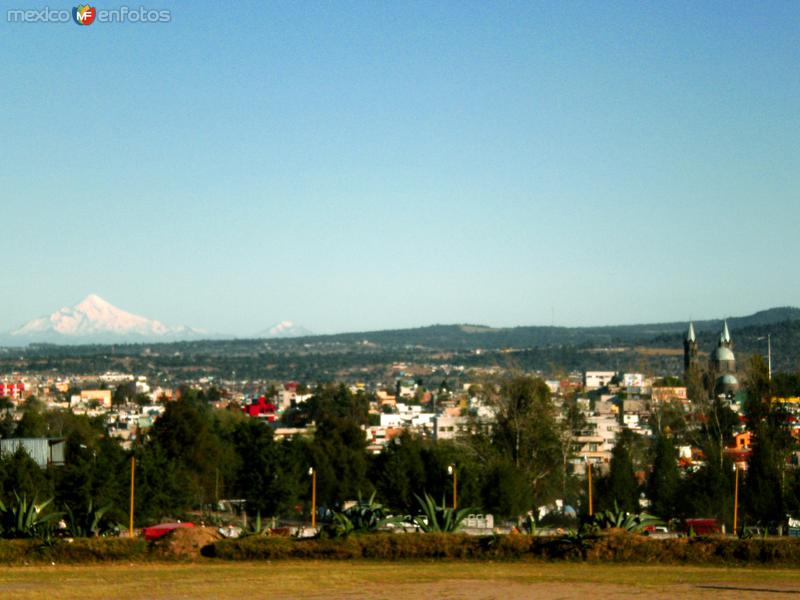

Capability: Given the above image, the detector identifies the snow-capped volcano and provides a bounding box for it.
[256,320,313,339]
[7,294,205,343]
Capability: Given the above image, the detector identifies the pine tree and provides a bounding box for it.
[603,438,639,513]
[745,424,785,526]
[646,434,680,519]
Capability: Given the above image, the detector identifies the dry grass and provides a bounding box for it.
[1,561,800,599]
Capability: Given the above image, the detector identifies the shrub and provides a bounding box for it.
[48,538,149,562]
[0,538,148,564]
[208,531,800,565]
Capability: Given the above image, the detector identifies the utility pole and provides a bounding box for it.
[733,463,740,535]
[129,456,135,538]
[308,467,316,529]
[758,335,773,381]
[447,464,457,510]
[768,334,772,381]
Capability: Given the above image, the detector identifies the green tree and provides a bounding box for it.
[112,381,137,406]
[148,397,223,506]
[298,384,370,427]
[133,442,194,524]
[15,408,47,438]
[646,434,680,519]
[0,447,52,503]
[744,355,773,426]
[0,397,13,414]
[741,355,794,526]
[598,436,639,513]
[744,425,785,526]
[420,440,481,511]
[653,376,683,387]
[232,419,298,517]
[677,445,734,526]
[649,401,688,442]
[685,364,705,403]
[0,414,15,438]
[306,417,371,507]
[481,460,532,519]
[370,431,426,512]
[491,375,564,507]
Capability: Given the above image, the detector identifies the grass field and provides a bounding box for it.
[2,561,800,599]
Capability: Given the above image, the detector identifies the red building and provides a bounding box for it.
[0,382,25,400]
[243,396,277,421]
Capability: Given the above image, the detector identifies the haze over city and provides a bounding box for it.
[3,1,798,336]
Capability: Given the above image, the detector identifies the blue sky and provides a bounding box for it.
[1,1,798,335]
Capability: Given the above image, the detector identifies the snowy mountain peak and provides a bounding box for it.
[256,320,313,339]
[77,293,111,309]
[8,295,203,343]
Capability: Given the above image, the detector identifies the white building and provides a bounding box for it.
[584,371,616,390]
[588,414,620,452]
[434,415,468,440]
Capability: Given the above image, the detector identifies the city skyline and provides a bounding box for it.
[2,1,798,335]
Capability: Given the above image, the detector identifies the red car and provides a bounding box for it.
[683,518,721,535]
[142,522,195,541]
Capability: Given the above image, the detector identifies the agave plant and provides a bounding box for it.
[559,524,600,560]
[520,513,536,535]
[330,491,402,538]
[591,501,663,533]
[413,492,473,533]
[64,499,115,538]
[232,510,269,540]
[331,512,356,538]
[0,493,63,540]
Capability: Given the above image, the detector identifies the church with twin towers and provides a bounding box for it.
[683,320,740,397]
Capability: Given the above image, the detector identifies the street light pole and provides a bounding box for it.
[586,457,593,517]
[308,467,316,529]
[447,464,457,510]
[129,456,135,538]
[758,335,773,381]
[768,334,772,381]
[733,463,740,535]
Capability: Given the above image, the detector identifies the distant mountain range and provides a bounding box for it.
[2,294,208,344]
[1,296,798,351]
[0,294,312,345]
[269,307,800,350]
[255,321,314,339]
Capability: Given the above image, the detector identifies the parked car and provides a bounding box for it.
[142,521,195,541]
[683,518,721,536]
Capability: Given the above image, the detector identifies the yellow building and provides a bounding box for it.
[80,389,112,408]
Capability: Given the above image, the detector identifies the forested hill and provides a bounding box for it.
[8,306,800,354]
[272,306,800,350]
[4,307,799,379]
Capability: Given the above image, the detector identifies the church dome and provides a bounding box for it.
[716,373,740,396]
[712,347,735,362]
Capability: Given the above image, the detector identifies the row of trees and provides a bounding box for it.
[2,363,800,530]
